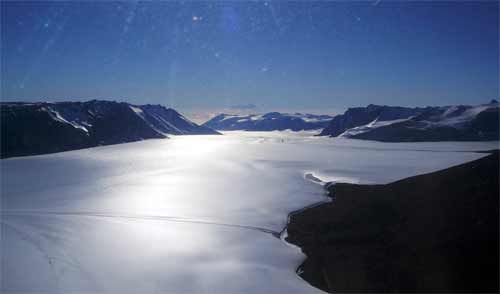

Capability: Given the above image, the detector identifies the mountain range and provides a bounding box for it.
[203,112,334,131]
[319,101,499,142]
[2,100,498,158]
[1,100,218,158]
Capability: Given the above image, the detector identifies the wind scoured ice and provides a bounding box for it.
[1,131,497,293]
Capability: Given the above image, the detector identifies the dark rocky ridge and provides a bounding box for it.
[1,100,219,158]
[286,151,499,292]
[353,107,500,142]
[319,102,499,142]
[319,104,424,137]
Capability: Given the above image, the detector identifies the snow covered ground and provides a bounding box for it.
[1,131,497,293]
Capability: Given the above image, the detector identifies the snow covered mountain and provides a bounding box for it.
[0,100,219,158]
[203,112,334,131]
[319,101,499,142]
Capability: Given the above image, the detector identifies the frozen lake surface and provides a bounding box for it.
[1,131,497,293]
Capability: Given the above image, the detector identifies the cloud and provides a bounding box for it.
[229,104,257,110]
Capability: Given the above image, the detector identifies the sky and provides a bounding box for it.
[1,1,498,119]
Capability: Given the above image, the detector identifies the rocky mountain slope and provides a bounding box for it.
[319,101,499,141]
[1,100,219,158]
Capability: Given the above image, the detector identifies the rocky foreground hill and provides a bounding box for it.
[286,151,499,292]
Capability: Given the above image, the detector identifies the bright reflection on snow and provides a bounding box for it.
[1,131,497,293]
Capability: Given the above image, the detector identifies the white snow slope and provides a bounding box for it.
[1,131,497,293]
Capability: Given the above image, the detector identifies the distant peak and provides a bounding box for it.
[365,104,384,110]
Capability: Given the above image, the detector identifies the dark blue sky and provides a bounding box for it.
[1,1,498,113]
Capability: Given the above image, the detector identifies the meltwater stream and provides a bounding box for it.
[1,131,497,293]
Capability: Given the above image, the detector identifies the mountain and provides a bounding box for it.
[131,104,219,135]
[319,104,425,137]
[319,101,499,141]
[286,151,499,292]
[0,100,219,158]
[203,112,334,131]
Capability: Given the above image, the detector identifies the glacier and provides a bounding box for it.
[1,131,497,293]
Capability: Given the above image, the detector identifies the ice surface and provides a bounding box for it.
[1,131,497,293]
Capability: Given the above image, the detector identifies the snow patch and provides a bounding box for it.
[45,107,89,133]
[340,117,409,137]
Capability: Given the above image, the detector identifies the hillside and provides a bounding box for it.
[1,100,219,158]
[286,151,499,292]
